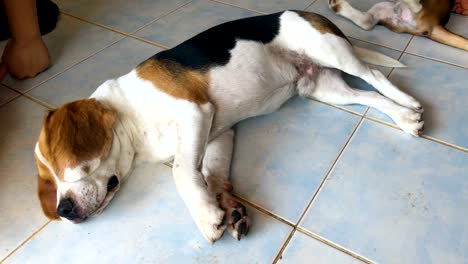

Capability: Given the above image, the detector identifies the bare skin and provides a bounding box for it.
[453,0,468,15]
[0,0,51,80]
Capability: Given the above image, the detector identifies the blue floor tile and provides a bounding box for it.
[406,13,468,68]
[217,0,314,13]
[301,120,468,263]
[232,97,359,222]
[1,16,122,92]
[56,0,189,33]
[5,164,292,263]
[278,231,363,263]
[136,0,257,48]
[28,38,161,107]
[367,54,468,149]
[0,98,50,260]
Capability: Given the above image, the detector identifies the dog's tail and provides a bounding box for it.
[353,46,406,68]
[429,25,468,51]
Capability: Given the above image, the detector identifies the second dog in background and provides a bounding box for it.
[329,0,468,51]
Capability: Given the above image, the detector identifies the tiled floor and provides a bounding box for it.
[1,0,467,263]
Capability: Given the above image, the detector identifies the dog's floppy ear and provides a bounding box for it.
[35,155,59,220]
[37,175,59,220]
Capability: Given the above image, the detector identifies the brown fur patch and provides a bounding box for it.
[418,0,453,26]
[136,59,210,104]
[35,155,59,220]
[295,11,348,39]
[330,2,342,13]
[38,98,116,179]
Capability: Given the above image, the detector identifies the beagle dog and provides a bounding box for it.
[329,0,468,51]
[34,11,424,243]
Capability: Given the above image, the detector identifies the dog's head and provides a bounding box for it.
[34,98,123,223]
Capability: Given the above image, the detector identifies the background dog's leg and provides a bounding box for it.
[301,69,424,135]
[430,25,468,51]
[329,0,397,30]
[202,130,250,240]
[172,102,226,243]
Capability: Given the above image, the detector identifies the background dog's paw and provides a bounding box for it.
[218,193,250,241]
[328,0,344,12]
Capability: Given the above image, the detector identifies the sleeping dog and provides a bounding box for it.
[34,11,424,243]
[329,0,468,51]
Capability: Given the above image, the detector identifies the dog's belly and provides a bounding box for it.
[207,41,297,136]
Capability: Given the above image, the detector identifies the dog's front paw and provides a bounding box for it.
[205,176,251,241]
[191,199,226,243]
[218,192,250,241]
[393,107,424,136]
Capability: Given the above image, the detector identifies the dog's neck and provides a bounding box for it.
[90,78,146,179]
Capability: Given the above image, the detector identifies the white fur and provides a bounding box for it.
[42,11,423,240]
[63,158,100,182]
[329,0,420,31]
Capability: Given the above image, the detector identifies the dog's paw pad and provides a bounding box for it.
[219,195,250,241]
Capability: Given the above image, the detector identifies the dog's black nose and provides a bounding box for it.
[57,198,78,220]
[107,175,119,192]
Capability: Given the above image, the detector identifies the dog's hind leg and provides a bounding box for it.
[430,25,468,51]
[300,69,424,135]
[279,11,421,110]
[202,129,250,241]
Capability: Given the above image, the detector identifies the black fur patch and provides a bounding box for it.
[151,12,283,71]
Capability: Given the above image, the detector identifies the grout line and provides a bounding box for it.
[309,98,364,117]
[233,194,294,227]
[377,36,409,82]
[129,1,193,35]
[162,162,295,226]
[421,134,468,153]
[209,0,265,14]
[61,13,169,50]
[0,92,21,108]
[350,35,468,69]
[59,0,194,51]
[272,229,296,263]
[61,0,192,37]
[303,0,320,10]
[126,35,169,50]
[273,113,368,264]
[296,112,366,226]
[3,0,191,100]
[1,221,51,263]
[160,146,379,264]
[22,94,56,109]
[364,115,468,152]
[403,50,468,69]
[3,35,126,96]
[296,227,375,263]
[348,36,405,52]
